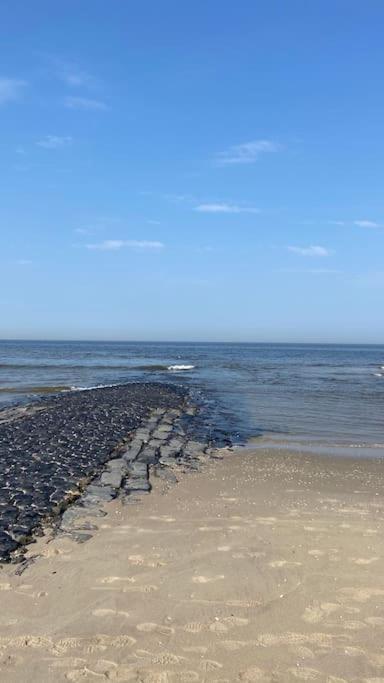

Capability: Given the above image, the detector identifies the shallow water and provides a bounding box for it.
[0,340,383,452]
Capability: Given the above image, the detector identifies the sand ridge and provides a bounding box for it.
[0,446,384,681]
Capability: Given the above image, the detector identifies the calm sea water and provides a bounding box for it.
[1,340,383,455]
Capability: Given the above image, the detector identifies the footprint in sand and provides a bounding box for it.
[269,559,302,568]
[123,584,159,593]
[133,673,170,683]
[92,609,130,618]
[136,622,175,636]
[307,549,325,558]
[127,554,165,568]
[192,575,225,584]
[226,599,261,608]
[66,669,105,681]
[200,659,223,672]
[98,576,136,584]
[287,667,322,680]
[220,640,252,651]
[254,517,277,526]
[349,557,379,566]
[152,652,186,665]
[238,666,270,681]
[232,551,265,560]
[94,583,159,594]
[183,622,206,634]
[302,602,339,624]
[222,616,249,627]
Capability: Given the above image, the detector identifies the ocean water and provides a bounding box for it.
[1,340,384,455]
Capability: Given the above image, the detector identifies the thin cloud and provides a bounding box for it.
[14,259,32,265]
[354,220,382,228]
[64,96,108,111]
[86,240,164,251]
[0,78,26,105]
[194,203,259,214]
[36,135,72,149]
[288,245,330,257]
[57,62,95,88]
[215,139,280,165]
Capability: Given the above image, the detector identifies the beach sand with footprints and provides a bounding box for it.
[1,443,384,681]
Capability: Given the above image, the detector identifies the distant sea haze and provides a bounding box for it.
[0,340,383,455]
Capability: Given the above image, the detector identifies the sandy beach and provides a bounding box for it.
[1,443,384,682]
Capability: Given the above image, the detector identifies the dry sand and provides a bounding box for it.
[1,444,384,682]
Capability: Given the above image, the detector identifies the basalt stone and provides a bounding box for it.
[128,462,148,479]
[124,479,151,492]
[100,471,123,489]
[0,531,19,558]
[122,442,143,462]
[137,447,158,465]
[0,382,187,561]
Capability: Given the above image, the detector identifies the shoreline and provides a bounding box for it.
[0,443,384,681]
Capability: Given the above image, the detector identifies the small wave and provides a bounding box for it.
[167,364,195,371]
[69,383,121,391]
[374,373,383,378]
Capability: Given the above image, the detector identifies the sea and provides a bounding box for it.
[1,340,383,457]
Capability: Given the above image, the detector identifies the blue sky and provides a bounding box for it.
[1,0,384,342]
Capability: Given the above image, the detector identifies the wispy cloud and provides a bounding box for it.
[215,139,280,165]
[0,78,26,105]
[194,203,259,214]
[327,219,382,228]
[14,259,32,265]
[57,62,95,88]
[288,245,330,257]
[354,220,382,228]
[86,240,164,251]
[64,96,108,111]
[36,135,72,149]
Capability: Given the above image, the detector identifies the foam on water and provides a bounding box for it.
[167,364,195,371]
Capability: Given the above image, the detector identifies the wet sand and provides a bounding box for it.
[1,445,384,682]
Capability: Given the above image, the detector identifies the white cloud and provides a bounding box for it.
[0,78,26,105]
[215,139,280,165]
[36,135,72,149]
[288,245,330,257]
[64,96,108,111]
[86,240,164,251]
[354,220,381,228]
[194,203,259,214]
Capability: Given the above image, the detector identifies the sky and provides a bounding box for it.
[1,0,384,343]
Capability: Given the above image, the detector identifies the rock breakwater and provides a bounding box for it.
[0,383,187,563]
